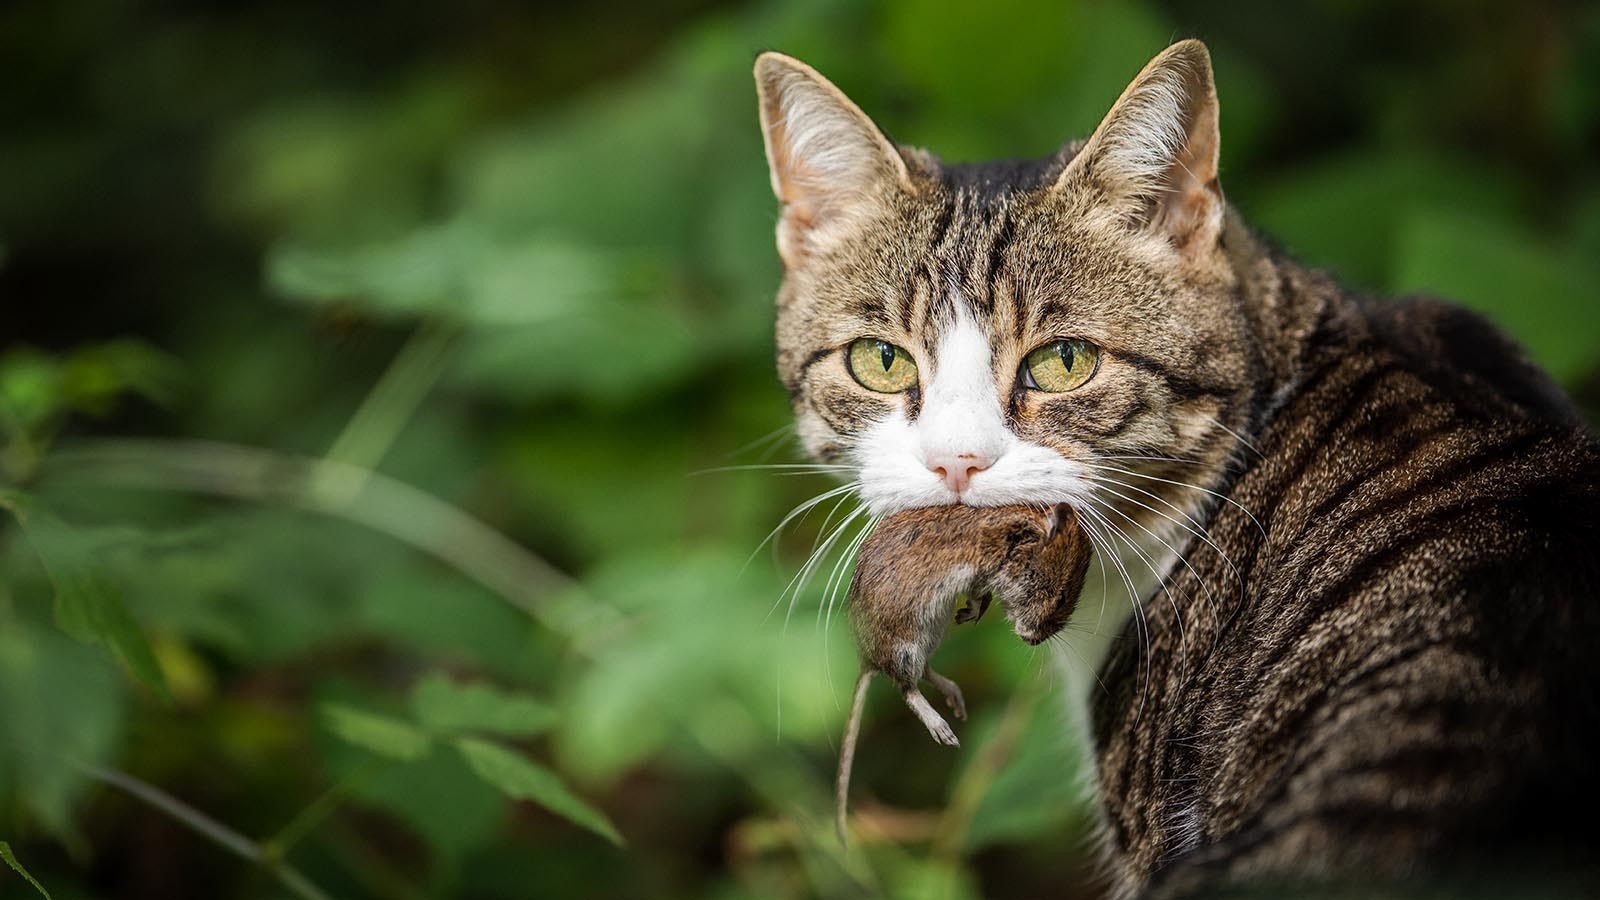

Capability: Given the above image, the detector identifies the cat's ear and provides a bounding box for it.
[755,52,915,268]
[1056,40,1222,260]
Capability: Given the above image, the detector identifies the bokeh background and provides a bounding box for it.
[3,1,1599,898]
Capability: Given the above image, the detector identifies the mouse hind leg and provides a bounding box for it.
[922,668,966,720]
[902,687,959,746]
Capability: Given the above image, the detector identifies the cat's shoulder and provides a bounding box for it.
[1357,293,1582,428]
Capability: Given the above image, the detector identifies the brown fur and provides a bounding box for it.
[835,503,1093,843]
[756,40,1600,895]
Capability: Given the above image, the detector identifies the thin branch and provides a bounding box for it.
[325,322,459,482]
[78,764,336,900]
[931,672,1045,860]
[47,439,623,647]
[263,759,387,861]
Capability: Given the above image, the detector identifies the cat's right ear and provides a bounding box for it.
[754,53,914,268]
[1054,40,1223,262]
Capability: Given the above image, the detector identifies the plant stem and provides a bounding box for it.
[78,764,337,900]
[930,671,1045,861]
[325,322,458,482]
[263,759,387,861]
[48,439,623,646]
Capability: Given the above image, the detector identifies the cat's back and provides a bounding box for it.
[1094,291,1600,894]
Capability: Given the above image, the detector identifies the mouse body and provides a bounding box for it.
[835,502,1093,842]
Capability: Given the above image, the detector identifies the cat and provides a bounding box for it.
[754,39,1600,897]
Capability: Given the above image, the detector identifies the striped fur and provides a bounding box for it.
[755,40,1600,895]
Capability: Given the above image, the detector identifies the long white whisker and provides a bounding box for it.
[1079,472,1249,618]
[818,506,873,709]
[1080,475,1235,634]
[749,481,861,583]
[1083,491,1209,651]
[1083,461,1268,539]
[1083,497,1191,676]
[1198,413,1262,458]
[691,463,855,476]
[1074,506,1152,721]
[724,423,796,461]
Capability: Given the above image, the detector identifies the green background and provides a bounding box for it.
[2,1,1598,897]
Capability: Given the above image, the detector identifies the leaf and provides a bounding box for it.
[0,842,53,899]
[1392,209,1600,382]
[322,705,431,762]
[10,510,169,698]
[0,623,124,838]
[454,736,623,846]
[410,673,557,738]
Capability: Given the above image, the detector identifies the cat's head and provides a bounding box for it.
[754,40,1263,533]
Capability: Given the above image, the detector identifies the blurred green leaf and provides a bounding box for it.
[0,841,53,899]
[410,673,557,738]
[322,705,431,762]
[0,620,124,837]
[454,736,623,846]
[345,747,504,868]
[1392,210,1600,382]
[12,512,169,698]
[1242,151,1526,291]
[960,693,1084,849]
[0,350,63,438]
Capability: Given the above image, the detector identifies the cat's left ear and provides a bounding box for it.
[1055,40,1222,260]
[754,52,916,268]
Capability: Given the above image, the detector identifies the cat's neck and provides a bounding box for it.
[1222,210,1349,394]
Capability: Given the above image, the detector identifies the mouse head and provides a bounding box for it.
[994,504,1093,645]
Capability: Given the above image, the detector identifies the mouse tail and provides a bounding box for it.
[835,668,873,846]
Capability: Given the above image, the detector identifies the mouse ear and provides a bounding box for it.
[1044,503,1074,539]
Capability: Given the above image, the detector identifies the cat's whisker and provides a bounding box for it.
[1049,628,1113,698]
[1083,461,1268,539]
[1093,454,1211,467]
[726,423,797,462]
[750,481,862,587]
[817,505,874,707]
[821,509,875,633]
[1074,505,1153,721]
[1082,495,1195,676]
[1082,490,1214,652]
[760,486,859,616]
[1079,474,1244,634]
[691,463,855,476]
[781,500,864,619]
[1197,413,1263,458]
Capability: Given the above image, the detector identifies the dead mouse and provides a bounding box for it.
[835,502,1093,842]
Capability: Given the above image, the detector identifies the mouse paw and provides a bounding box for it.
[954,593,992,625]
[927,718,960,747]
[924,669,967,720]
[904,688,961,747]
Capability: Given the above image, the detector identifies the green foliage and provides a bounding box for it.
[454,737,623,847]
[1,0,1597,897]
[322,705,431,762]
[410,673,557,738]
[11,510,169,698]
[0,841,53,900]
[323,673,616,848]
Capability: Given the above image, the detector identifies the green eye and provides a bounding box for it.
[1023,339,1099,392]
[847,338,918,393]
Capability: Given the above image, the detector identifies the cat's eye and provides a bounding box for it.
[846,338,918,393]
[1022,339,1099,392]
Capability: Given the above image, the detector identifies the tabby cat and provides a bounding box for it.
[754,40,1600,897]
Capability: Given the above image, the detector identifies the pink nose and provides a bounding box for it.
[925,451,994,493]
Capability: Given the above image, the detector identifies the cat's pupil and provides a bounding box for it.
[1057,343,1075,370]
[879,341,895,372]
